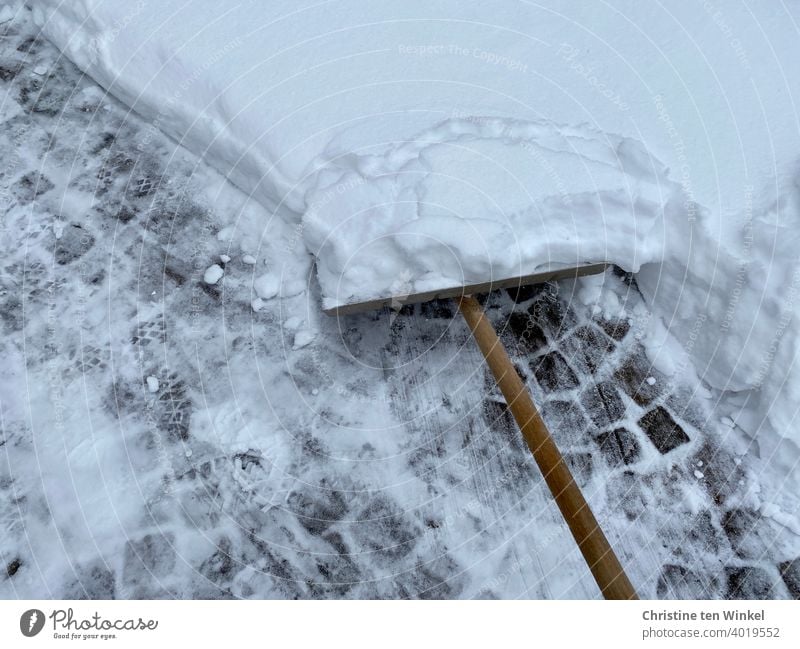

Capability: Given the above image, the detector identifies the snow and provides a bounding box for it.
[304,118,672,307]
[292,329,315,350]
[216,226,235,242]
[0,5,15,24]
[253,273,279,300]
[146,376,159,393]
[203,264,224,285]
[283,316,303,331]
[27,0,800,460]
[7,0,798,599]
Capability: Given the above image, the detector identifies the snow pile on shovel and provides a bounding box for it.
[303,117,674,308]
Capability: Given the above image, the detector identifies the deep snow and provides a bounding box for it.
[25,1,800,470]
[304,117,674,308]
[1,2,799,598]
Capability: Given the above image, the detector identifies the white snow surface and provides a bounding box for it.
[3,8,800,599]
[203,264,224,285]
[27,0,800,453]
[304,118,672,305]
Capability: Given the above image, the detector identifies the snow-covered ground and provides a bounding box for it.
[25,0,800,469]
[1,5,799,599]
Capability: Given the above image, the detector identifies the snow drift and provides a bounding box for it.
[26,0,800,459]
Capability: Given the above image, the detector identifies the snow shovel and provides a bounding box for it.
[323,263,638,600]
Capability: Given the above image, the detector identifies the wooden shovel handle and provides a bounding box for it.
[458,295,638,600]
